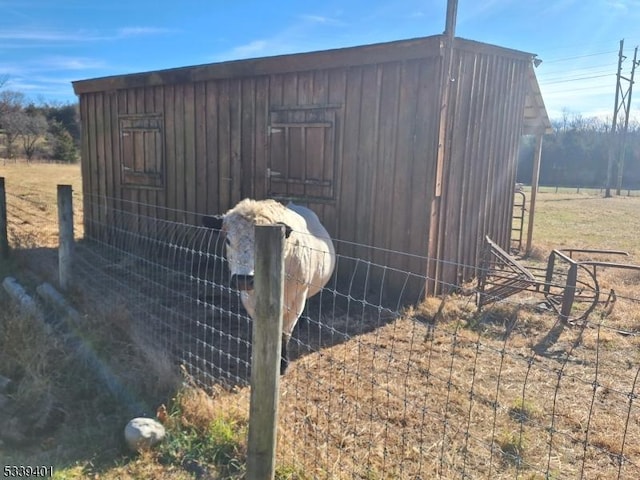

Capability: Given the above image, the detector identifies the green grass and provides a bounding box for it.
[508,398,540,424]
[157,395,246,477]
[496,430,526,467]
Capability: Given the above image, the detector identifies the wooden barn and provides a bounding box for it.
[72,34,551,297]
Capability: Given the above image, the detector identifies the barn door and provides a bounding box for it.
[267,106,336,202]
[119,114,164,188]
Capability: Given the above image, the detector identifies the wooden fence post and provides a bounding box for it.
[57,185,74,290]
[0,178,8,259]
[246,224,285,480]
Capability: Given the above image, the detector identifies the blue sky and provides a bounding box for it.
[2,0,640,121]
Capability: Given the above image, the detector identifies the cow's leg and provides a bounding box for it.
[280,334,289,375]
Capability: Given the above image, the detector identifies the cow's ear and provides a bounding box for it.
[202,215,224,230]
[275,222,293,238]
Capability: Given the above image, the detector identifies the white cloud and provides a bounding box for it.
[227,40,269,59]
[0,30,86,41]
[209,13,349,63]
[298,14,345,26]
[116,26,175,38]
[605,0,640,10]
[3,77,75,99]
[0,65,24,75]
[0,26,174,44]
[39,56,107,70]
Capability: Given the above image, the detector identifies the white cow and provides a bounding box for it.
[203,199,336,374]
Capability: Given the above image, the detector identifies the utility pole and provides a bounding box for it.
[605,40,625,198]
[605,40,638,197]
[616,46,639,194]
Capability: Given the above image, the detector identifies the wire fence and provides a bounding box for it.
[3,185,640,479]
[523,184,640,197]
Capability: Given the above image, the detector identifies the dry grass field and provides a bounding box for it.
[0,161,639,479]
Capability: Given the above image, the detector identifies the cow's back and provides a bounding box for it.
[286,203,336,297]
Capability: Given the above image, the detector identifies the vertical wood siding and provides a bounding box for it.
[79,42,531,296]
[435,50,529,292]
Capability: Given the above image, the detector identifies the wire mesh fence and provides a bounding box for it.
[3,186,640,479]
[526,185,640,197]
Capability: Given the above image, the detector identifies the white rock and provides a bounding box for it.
[124,417,166,452]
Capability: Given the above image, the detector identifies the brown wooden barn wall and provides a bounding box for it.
[76,37,532,296]
[435,48,529,290]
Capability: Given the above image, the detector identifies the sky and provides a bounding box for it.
[2,0,640,122]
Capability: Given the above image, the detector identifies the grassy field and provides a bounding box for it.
[0,161,639,479]
[526,188,640,255]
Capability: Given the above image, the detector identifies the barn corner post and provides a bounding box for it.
[525,133,544,254]
[427,0,458,295]
[247,224,285,480]
[0,177,9,259]
[57,184,74,290]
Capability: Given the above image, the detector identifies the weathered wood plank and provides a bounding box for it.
[153,86,166,216]
[95,92,108,234]
[241,78,256,199]
[230,80,242,206]
[101,91,114,233]
[461,54,485,281]
[410,59,440,297]
[315,70,331,210]
[174,84,186,222]
[163,85,177,222]
[218,80,232,210]
[184,83,197,224]
[254,76,269,200]
[389,60,420,286]
[371,62,400,278]
[355,64,380,247]
[283,73,302,197]
[79,95,92,237]
[205,81,219,214]
[195,82,207,217]
[443,52,472,287]
[472,55,491,275]
[337,67,362,254]
[320,68,346,237]
[87,94,99,236]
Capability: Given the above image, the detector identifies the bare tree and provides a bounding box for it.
[2,111,48,161]
[0,89,26,160]
[14,112,48,161]
[0,90,24,119]
[2,111,21,160]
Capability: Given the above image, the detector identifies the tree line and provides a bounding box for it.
[517,112,640,190]
[0,79,79,163]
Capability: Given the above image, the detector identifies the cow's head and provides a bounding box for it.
[202,213,292,292]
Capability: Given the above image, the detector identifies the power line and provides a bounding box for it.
[542,85,612,94]
[542,50,618,64]
[540,64,617,80]
[540,73,614,86]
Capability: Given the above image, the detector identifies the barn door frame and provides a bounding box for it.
[266,104,340,204]
[118,113,164,189]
